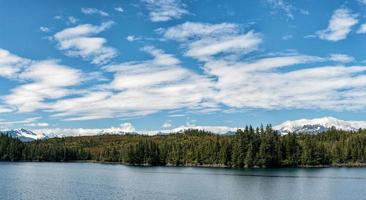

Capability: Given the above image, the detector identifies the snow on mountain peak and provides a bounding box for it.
[0,128,47,142]
[4,117,366,141]
[139,125,238,135]
[274,117,366,134]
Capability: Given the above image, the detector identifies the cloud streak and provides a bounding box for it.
[163,22,262,60]
[142,0,188,22]
[81,8,109,17]
[265,0,295,19]
[45,46,216,121]
[203,57,366,110]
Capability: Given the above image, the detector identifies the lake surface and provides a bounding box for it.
[1,162,366,200]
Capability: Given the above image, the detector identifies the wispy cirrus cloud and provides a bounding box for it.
[114,7,124,13]
[202,56,366,110]
[357,0,366,5]
[126,35,141,42]
[185,32,261,59]
[46,46,215,121]
[39,26,50,32]
[316,8,358,41]
[328,54,354,63]
[53,21,117,65]
[265,0,295,19]
[81,8,109,17]
[163,22,239,41]
[163,22,262,60]
[162,22,366,112]
[356,23,366,34]
[0,106,12,113]
[27,122,49,127]
[0,117,42,128]
[142,0,188,22]
[67,16,79,25]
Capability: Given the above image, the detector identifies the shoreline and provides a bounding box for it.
[4,160,366,168]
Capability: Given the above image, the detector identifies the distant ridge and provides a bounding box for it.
[274,117,366,134]
[3,117,366,141]
[0,128,47,142]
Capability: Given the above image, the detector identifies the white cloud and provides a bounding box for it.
[356,23,366,34]
[114,7,124,13]
[54,21,117,65]
[27,122,49,127]
[304,34,316,39]
[316,8,358,41]
[46,47,216,121]
[40,26,50,32]
[5,60,82,112]
[119,123,136,132]
[19,60,80,87]
[126,35,140,42]
[282,34,293,40]
[357,0,366,5]
[162,121,172,128]
[266,0,295,19]
[81,8,109,17]
[329,54,354,63]
[300,9,310,15]
[142,0,188,22]
[163,22,262,60]
[0,49,30,78]
[0,106,12,113]
[162,22,366,112]
[185,32,261,59]
[2,16,366,125]
[202,55,366,110]
[67,16,78,25]
[163,22,239,41]
[0,117,41,128]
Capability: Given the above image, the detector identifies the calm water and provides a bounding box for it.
[1,162,366,200]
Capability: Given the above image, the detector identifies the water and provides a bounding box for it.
[1,162,366,200]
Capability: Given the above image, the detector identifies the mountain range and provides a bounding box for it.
[2,117,366,141]
[273,117,366,134]
[0,128,47,142]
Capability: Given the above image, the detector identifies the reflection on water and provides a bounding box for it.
[140,170,366,180]
[0,162,365,200]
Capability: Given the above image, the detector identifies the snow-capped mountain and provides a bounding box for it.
[140,125,239,135]
[5,117,365,141]
[33,123,137,138]
[36,125,238,137]
[0,128,47,142]
[168,125,238,135]
[274,117,366,134]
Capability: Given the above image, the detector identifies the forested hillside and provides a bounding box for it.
[1,125,366,168]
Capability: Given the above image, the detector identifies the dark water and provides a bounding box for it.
[1,162,366,200]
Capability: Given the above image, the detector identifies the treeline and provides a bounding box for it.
[1,125,366,168]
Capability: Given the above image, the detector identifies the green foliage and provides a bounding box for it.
[1,127,366,167]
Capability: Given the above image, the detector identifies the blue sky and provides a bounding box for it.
[1,0,366,131]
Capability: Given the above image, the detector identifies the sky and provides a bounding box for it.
[1,0,366,132]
